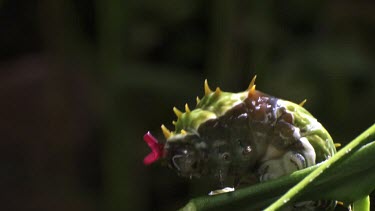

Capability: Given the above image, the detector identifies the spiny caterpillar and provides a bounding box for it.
[143,76,336,208]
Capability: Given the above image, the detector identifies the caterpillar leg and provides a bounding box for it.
[259,137,316,181]
[258,151,308,182]
[293,200,336,211]
[259,151,336,210]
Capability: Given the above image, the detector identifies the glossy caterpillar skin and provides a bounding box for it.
[144,76,336,210]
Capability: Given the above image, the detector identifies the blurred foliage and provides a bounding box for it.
[0,0,374,211]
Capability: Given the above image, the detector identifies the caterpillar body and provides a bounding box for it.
[143,76,336,210]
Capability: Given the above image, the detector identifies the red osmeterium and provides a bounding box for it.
[143,131,164,165]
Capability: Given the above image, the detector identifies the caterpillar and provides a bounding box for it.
[143,76,336,210]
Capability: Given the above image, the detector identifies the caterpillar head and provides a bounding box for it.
[163,133,208,178]
[143,130,210,178]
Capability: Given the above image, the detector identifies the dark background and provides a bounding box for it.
[0,0,374,210]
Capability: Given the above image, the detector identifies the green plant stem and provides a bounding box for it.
[265,123,375,210]
[352,195,370,211]
[180,166,317,211]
